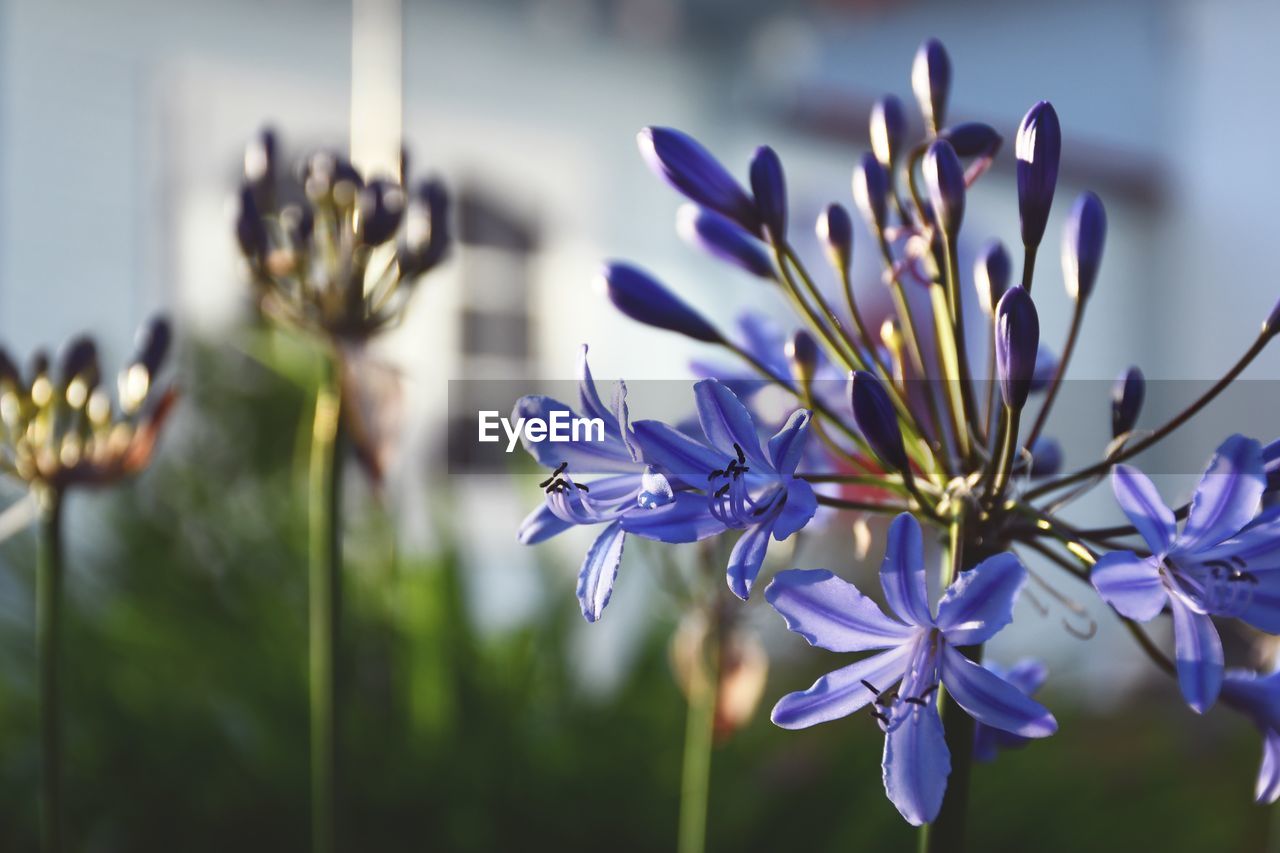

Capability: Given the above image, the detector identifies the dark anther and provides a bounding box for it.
[539,462,568,488]
[870,710,889,724]
[708,469,724,481]
[714,484,731,498]
[576,483,590,492]
[733,443,746,464]
[860,679,881,695]
[904,697,928,706]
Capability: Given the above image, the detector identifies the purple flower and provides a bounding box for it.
[638,127,760,233]
[850,371,908,475]
[940,123,1002,161]
[1015,101,1061,251]
[766,514,1056,825]
[1091,435,1280,712]
[597,261,722,343]
[234,185,267,260]
[923,139,966,237]
[1221,668,1280,803]
[1111,366,1145,438]
[632,379,817,600]
[677,205,775,280]
[972,659,1049,763]
[911,38,951,134]
[516,347,724,622]
[1026,437,1062,478]
[750,145,788,240]
[356,179,406,246]
[816,203,854,276]
[852,153,890,235]
[994,286,1040,411]
[974,239,1011,317]
[1061,191,1106,303]
[398,178,451,277]
[1265,440,1280,507]
[870,95,908,169]
[787,329,819,384]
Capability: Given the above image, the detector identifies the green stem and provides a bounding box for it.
[677,608,719,853]
[309,364,344,853]
[37,486,63,853]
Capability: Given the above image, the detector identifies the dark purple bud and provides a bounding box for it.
[1016,101,1061,250]
[1267,298,1280,339]
[243,127,277,207]
[1111,366,1145,438]
[911,38,951,134]
[1029,344,1056,393]
[1028,437,1063,478]
[749,145,787,240]
[58,334,99,389]
[974,239,1011,316]
[132,314,173,377]
[638,127,759,233]
[677,205,774,280]
[234,185,267,259]
[28,350,49,385]
[852,153,889,235]
[1061,192,1106,303]
[940,123,1002,160]
[597,262,721,344]
[303,151,363,203]
[923,139,965,237]
[995,286,1040,411]
[356,179,406,246]
[0,347,18,388]
[1264,440,1280,501]
[786,330,819,385]
[870,95,908,169]
[816,203,854,276]
[850,370,907,474]
[398,178,450,277]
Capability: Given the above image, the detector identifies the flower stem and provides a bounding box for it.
[309,365,344,853]
[36,486,63,853]
[677,608,719,853]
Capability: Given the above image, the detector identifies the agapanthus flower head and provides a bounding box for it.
[1111,366,1145,438]
[638,127,759,233]
[677,204,775,280]
[597,262,722,344]
[816,203,854,276]
[911,38,952,135]
[870,95,908,170]
[994,286,1040,411]
[234,131,451,342]
[852,152,890,236]
[0,317,176,492]
[849,371,907,474]
[1061,191,1106,303]
[1092,435,1280,712]
[1015,101,1061,251]
[750,145,787,240]
[974,239,1011,316]
[923,139,966,237]
[767,514,1055,824]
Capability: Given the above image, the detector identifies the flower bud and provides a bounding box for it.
[57,335,99,389]
[749,145,787,240]
[280,203,314,250]
[911,38,951,135]
[870,95,908,169]
[1264,297,1280,339]
[356,178,406,246]
[1061,191,1106,303]
[940,123,1002,160]
[1030,344,1057,393]
[974,239,1011,316]
[923,139,965,237]
[1264,440,1280,504]
[638,127,759,233]
[398,178,450,278]
[1027,437,1063,478]
[995,286,1040,411]
[1016,101,1061,250]
[1111,366,1145,438]
[302,151,363,205]
[28,350,49,386]
[677,205,774,280]
[234,185,267,260]
[0,347,18,388]
[132,314,173,378]
[786,330,819,386]
[597,262,721,344]
[815,203,853,276]
[850,370,908,474]
[243,127,277,208]
[852,153,889,236]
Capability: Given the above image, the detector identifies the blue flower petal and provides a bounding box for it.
[1179,435,1265,553]
[770,643,913,729]
[576,521,626,623]
[881,701,950,827]
[935,552,1026,646]
[1090,550,1166,621]
[765,569,915,652]
[631,419,722,487]
[513,395,636,473]
[880,514,934,627]
[1169,594,1224,713]
[1111,464,1177,556]
[619,491,724,543]
[940,646,1057,737]
[772,479,817,541]
[1258,729,1280,804]
[517,502,573,545]
[694,379,771,471]
[1005,659,1049,695]
[726,514,779,600]
[767,409,812,476]
[576,345,622,435]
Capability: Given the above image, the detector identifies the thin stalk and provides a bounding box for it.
[1025,332,1272,500]
[1024,301,1084,451]
[939,236,977,459]
[309,362,344,853]
[815,494,916,515]
[37,486,63,853]
[989,407,1020,502]
[1021,245,1038,293]
[781,246,865,370]
[677,605,720,853]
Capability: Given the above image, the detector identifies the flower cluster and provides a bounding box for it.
[517,37,1280,830]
